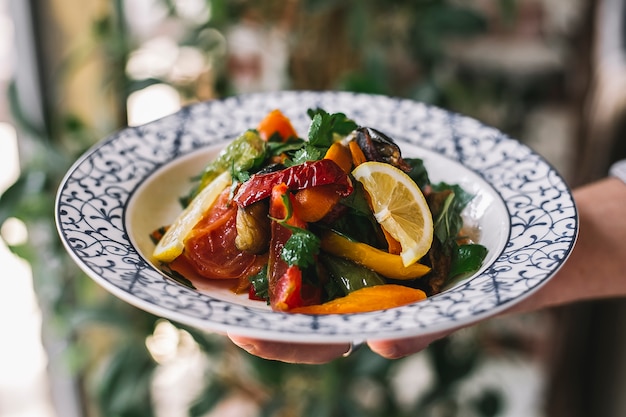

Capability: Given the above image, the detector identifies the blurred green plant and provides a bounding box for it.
[0,0,553,416]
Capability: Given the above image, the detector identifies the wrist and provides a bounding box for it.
[609,159,626,184]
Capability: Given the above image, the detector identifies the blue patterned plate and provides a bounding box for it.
[55,91,577,343]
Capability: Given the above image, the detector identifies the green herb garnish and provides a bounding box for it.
[271,193,321,269]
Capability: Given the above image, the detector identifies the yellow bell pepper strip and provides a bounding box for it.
[291,284,427,314]
[320,230,430,280]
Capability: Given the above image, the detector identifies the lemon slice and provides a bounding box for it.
[152,171,231,263]
[352,161,433,267]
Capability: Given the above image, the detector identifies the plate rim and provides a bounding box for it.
[55,90,578,343]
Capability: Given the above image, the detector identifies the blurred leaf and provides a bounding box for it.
[0,171,46,225]
[472,388,504,417]
[408,2,487,73]
[7,81,47,139]
[189,381,228,417]
[498,0,519,26]
[411,80,442,105]
[71,302,158,334]
[349,348,393,378]
[346,0,368,48]
[430,337,479,387]
[96,342,156,417]
[340,54,389,95]
[422,5,487,36]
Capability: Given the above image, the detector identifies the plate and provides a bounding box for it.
[55,91,577,343]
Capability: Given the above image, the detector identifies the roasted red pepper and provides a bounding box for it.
[267,183,321,311]
[248,284,266,301]
[233,159,353,208]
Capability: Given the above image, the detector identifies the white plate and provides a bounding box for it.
[55,91,577,343]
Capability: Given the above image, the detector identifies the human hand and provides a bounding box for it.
[228,329,453,364]
[228,334,352,364]
[367,329,454,359]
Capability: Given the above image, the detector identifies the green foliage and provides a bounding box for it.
[96,342,156,417]
[431,183,473,248]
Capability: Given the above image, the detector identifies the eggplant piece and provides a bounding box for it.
[235,200,270,254]
[354,127,412,172]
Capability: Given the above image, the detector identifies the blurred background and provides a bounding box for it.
[1,0,625,416]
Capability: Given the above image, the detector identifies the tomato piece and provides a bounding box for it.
[180,189,266,280]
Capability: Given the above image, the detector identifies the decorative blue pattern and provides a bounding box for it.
[55,91,577,343]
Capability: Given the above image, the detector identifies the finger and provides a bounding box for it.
[367,330,451,359]
[228,334,351,364]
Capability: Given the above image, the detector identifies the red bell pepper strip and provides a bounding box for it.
[248,284,266,301]
[233,159,353,208]
[267,183,321,311]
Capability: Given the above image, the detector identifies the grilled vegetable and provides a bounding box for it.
[235,200,271,254]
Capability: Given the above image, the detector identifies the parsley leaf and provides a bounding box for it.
[229,160,251,184]
[281,229,320,268]
[289,144,324,165]
[306,108,358,148]
[271,193,321,268]
[266,137,306,159]
[248,265,269,303]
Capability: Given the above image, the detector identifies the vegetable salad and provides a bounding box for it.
[151,109,487,314]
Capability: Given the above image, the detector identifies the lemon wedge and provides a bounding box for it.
[152,171,231,263]
[352,161,433,267]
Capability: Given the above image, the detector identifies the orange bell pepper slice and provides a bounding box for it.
[257,109,298,142]
[292,142,354,223]
[324,142,353,173]
[291,284,426,314]
[348,140,367,166]
[293,184,344,223]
